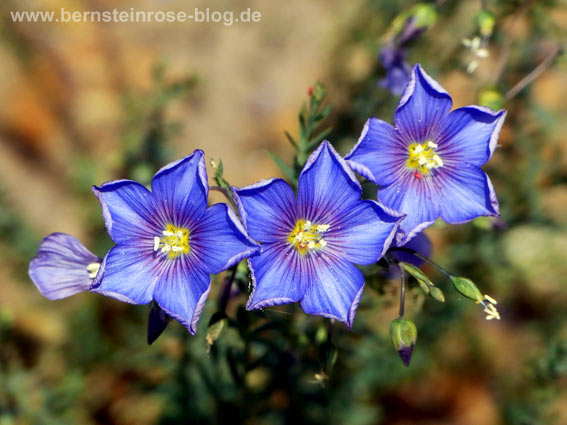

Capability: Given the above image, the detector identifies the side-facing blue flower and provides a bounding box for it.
[29,233,102,300]
[346,64,506,244]
[91,150,259,335]
[233,141,405,328]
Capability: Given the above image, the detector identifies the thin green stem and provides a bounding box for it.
[389,247,452,278]
[399,269,406,317]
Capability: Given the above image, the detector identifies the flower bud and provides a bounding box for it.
[429,286,445,303]
[390,317,418,366]
[475,10,496,37]
[450,276,483,302]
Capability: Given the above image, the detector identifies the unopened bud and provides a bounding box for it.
[429,286,445,303]
[390,317,417,367]
[475,10,496,37]
[479,89,504,111]
[450,276,484,302]
[410,3,437,29]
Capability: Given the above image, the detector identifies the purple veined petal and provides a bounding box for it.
[92,180,159,244]
[378,172,440,245]
[28,233,101,300]
[151,150,209,226]
[437,106,507,167]
[330,199,405,265]
[438,164,499,224]
[395,64,453,143]
[297,141,361,221]
[345,118,407,186]
[300,255,365,329]
[232,178,297,243]
[246,242,307,310]
[152,258,211,335]
[91,244,161,305]
[191,203,260,274]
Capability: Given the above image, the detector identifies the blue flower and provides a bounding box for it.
[379,44,412,96]
[91,150,259,335]
[29,233,102,300]
[346,64,506,244]
[233,141,404,328]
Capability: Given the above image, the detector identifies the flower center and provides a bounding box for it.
[153,224,190,259]
[86,262,100,279]
[407,141,444,176]
[288,219,330,255]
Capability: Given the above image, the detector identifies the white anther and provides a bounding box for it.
[161,245,171,253]
[476,48,489,58]
[153,236,161,251]
[484,294,498,305]
[413,145,424,154]
[308,241,316,249]
[163,230,174,237]
[418,156,428,166]
[319,239,327,247]
[304,221,312,230]
[317,224,330,232]
[171,246,184,253]
[176,230,183,238]
[428,141,438,149]
[433,155,444,167]
[425,163,435,169]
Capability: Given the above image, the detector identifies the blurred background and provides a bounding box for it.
[0,0,566,424]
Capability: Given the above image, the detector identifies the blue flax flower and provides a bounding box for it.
[233,141,404,328]
[29,233,102,300]
[91,150,259,334]
[346,64,506,244]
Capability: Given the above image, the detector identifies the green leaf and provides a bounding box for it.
[284,131,298,149]
[306,127,333,151]
[267,150,297,183]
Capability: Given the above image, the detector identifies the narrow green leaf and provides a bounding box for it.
[267,150,297,183]
[284,130,299,149]
[306,127,333,151]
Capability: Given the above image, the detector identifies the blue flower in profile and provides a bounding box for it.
[91,150,259,334]
[233,141,404,328]
[346,64,506,244]
[29,233,102,300]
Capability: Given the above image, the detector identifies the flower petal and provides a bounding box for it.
[438,106,507,167]
[191,203,260,274]
[151,150,209,226]
[147,302,172,345]
[378,173,440,244]
[233,178,297,243]
[246,243,307,310]
[330,200,404,265]
[28,233,100,300]
[152,259,211,335]
[345,118,406,186]
[300,256,365,329]
[438,164,499,223]
[297,141,361,221]
[91,245,160,305]
[395,64,453,143]
[92,180,158,243]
